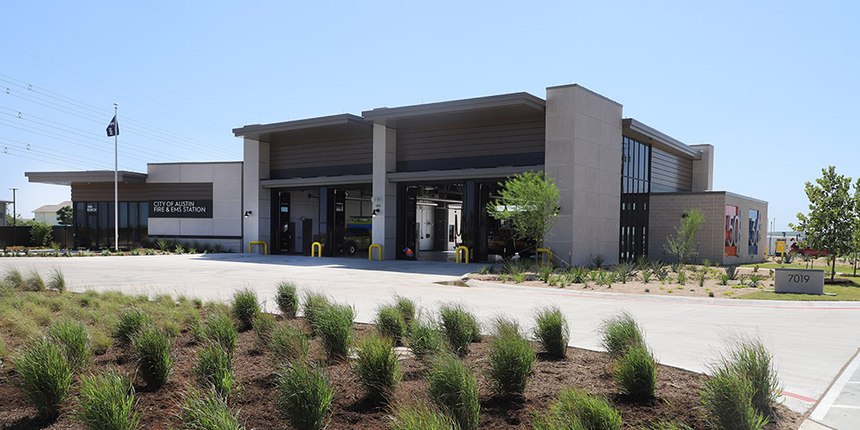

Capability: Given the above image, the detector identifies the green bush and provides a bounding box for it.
[275,281,299,318]
[25,269,46,292]
[487,318,535,398]
[599,312,644,357]
[13,337,74,418]
[406,317,444,362]
[194,343,235,399]
[179,387,245,430]
[439,304,479,356]
[252,313,276,354]
[700,367,768,430]
[204,313,238,356]
[375,305,407,344]
[615,345,657,400]
[114,308,154,344]
[352,333,401,402]
[132,327,173,389]
[390,403,456,430]
[231,288,260,331]
[48,267,66,292]
[315,302,354,361]
[393,295,416,325]
[722,337,782,418]
[76,369,140,430]
[269,321,310,365]
[427,353,480,430]
[542,388,622,430]
[302,291,332,335]
[30,221,53,247]
[276,362,333,430]
[47,320,92,371]
[3,267,26,290]
[533,306,570,359]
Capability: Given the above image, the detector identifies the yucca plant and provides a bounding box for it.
[47,319,92,371]
[131,326,173,389]
[13,337,74,419]
[389,403,456,430]
[599,312,644,357]
[487,318,535,398]
[194,343,236,399]
[376,304,407,344]
[533,306,570,359]
[615,345,657,400]
[427,353,480,430]
[269,321,310,365]
[231,288,260,331]
[352,333,402,402]
[203,313,238,356]
[276,362,333,430]
[76,369,140,430]
[179,387,245,430]
[275,281,300,318]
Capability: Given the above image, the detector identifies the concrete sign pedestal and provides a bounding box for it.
[775,268,825,295]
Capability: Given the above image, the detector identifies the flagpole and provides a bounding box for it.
[114,102,119,252]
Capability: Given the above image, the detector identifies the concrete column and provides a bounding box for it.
[242,138,270,252]
[690,144,714,192]
[372,124,397,259]
[544,84,623,266]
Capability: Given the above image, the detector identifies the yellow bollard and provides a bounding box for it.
[248,241,268,255]
[536,247,552,265]
[368,244,383,261]
[455,245,470,264]
[311,242,323,257]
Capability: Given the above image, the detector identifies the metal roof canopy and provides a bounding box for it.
[362,92,545,127]
[232,114,370,141]
[622,118,702,159]
[25,170,148,186]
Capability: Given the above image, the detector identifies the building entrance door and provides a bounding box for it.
[277,192,292,253]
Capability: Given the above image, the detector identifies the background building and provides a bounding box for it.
[32,200,72,226]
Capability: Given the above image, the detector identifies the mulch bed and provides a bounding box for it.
[0,319,804,430]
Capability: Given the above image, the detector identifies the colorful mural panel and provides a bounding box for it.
[725,205,740,257]
[748,209,760,256]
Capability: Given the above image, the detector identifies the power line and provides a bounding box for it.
[0,135,117,170]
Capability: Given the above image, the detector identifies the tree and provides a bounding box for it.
[30,221,53,247]
[852,178,860,277]
[56,205,73,226]
[664,208,704,266]
[487,171,560,247]
[790,166,855,282]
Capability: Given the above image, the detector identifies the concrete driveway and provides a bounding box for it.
[4,253,860,424]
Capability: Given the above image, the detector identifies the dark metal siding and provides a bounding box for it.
[396,119,545,172]
[269,131,373,178]
[71,183,213,201]
[650,147,692,192]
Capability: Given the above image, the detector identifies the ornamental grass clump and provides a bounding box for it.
[700,366,768,430]
[231,288,260,331]
[131,326,173,390]
[302,291,332,335]
[533,306,570,359]
[487,318,535,398]
[194,343,236,399]
[393,295,416,325]
[314,302,355,361]
[352,333,402,402]
[48,267,66,292]
[406,316,444,362]
[439,304,479,356]
[275,281,299,318]
[269,321,310,365]
[24,269,46,292]
[47,319,92,371]
[13,337,74,419]
[179,387,245,430]
[276,362,333,430]
[721,337,782,419]
[389,403,456,430]
[375,305,407,344]
[600,312,644,358]
[3,266,26,290]
[76,369,140,430]
[535,388,622,430]
[615,345,657,400]
[203,313,238,357]
[114,308,154,344]
[427,353,480,430]
[252,313,276,354]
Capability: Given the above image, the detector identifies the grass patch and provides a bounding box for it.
[114,308,154,344]
[537,388,622,430]
[700,366,768,430]
[406,316,444,362]
[276,362,333,430]
[302,291,332,335]
[252,313,276,354]
[533,306,570,359]
[47,319,92,371]
[486,318,535,398]
[375,304,407,344]
[740,284,860,301]
[314,302,354,361]
[427,353,480,430]
[180,387,245,430]
[132,326,173,389]
[719,337,781,418]
[194,342,236,399]
[25,269,46,292]
[3,266,26,290]
[76,369,140,430]
[48,267,66,292]
[439,304,479,357]
[231,288,260,331]
[599,312,644,357]
[352,333,401,402]
[615,345,657,400]
[393,295,416,325]
[269,321,310,366]
[12,336,74,419]
[275,281,299,318]
[203,313,238,356]
[390,403,455,430]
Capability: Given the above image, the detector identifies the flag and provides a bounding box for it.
[106,115,119,137]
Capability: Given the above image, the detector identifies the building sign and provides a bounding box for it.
[725,205,740,257]
[149,200,213,218]
[86,203,98,213]
[775,268,824,295]
[748,209,760,255]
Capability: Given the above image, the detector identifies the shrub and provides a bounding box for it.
[538,263,555,283]
[4,267,26,290]
[24,269,46,292]
[545,388,622,430]
[439,304,479,356]
[615,345,657,400]
[695,270,707,287]
[599,312,644,357]
[132,327,173,389]
[269,322,310,365]
[393,295,416,325]
[13,337,74,418]
[700,367,768,430]
[194,343,235,399]
[487,318,535,398]
[533,306,570,359]
[114,308,153,344]
[252,313,276,354]
[390,403,456,430]
[180,387,245,430]
[30,221,53,247]
[676,270,686,285]
[568,266,588,284]
[376,305,407,344]
[275,281,299,318]
[276,362,333,430]
[314,302,354,360]
[302,291,332,334]
[352,333,402,402]
[231,288,260,331]
[47,320,92,371]
[718,274,731,285]
[427,353,480,430]
[406,317,444,361]
[203,313,238,356]
[641,270,653,284]
[48,267,66,292]
[723,337,782,418]
[76,369,140,430]
[725,265,738,280]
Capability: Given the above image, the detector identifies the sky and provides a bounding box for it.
[0,1,857,230]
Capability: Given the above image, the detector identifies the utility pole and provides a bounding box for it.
[9,187,17,227]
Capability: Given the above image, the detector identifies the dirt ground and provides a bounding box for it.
[0,318,803,430]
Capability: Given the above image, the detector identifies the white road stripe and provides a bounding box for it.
[811,348,860,421]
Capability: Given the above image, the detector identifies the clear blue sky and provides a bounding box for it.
[1,1,857,230]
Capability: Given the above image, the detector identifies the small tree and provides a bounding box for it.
[56,206,73,226]
[791,166,855,282]
[664,208,704,266]
[30,221,53,247]
[850,178,860,277]
[487,171,560,247]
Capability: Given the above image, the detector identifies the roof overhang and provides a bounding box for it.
[25,170,148,186]
[233,114,371,141]
[622,118,701,159]
[387,165,544,183]
[362,92,545,126]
